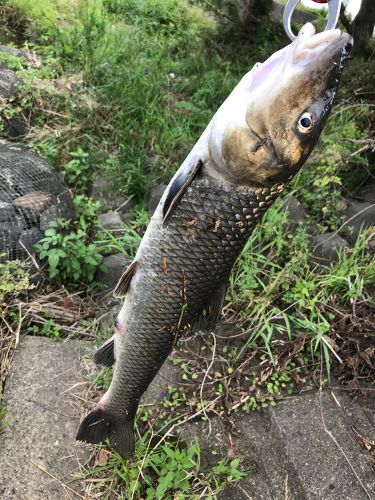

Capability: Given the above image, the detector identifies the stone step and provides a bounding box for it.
[0,336,91,500]
[180,389,375,500]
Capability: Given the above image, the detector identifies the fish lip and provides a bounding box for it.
[293,29,353,69]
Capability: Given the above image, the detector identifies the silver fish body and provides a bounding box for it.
[77,24,352,457]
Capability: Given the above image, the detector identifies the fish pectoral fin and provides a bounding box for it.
[94,336,116,367]
[113,260,137,298]
[76,408,135,459]
[190,281,228,333]
[162,159,202,223]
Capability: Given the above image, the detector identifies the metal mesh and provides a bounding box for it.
[0,140,74,262]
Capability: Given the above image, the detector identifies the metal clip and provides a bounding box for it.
[283,0,342,41]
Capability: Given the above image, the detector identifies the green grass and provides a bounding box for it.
[1,0,374,496]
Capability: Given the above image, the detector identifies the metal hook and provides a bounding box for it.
[283,0,342,42]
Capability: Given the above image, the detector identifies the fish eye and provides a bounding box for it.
[297,112,314,133]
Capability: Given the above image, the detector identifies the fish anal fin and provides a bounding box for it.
[191,281,228,333]
[162,160,202,223]
[113,261,137,298]
[94,336,115,367]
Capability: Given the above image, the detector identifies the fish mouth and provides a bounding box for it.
[293,23,353,71]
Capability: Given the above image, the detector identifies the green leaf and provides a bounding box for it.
[48,251,59,270]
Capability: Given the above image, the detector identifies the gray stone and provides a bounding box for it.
[0,336,91,499]
[98,211,124,230]
[147,185,167,216]
[0,45,35,64]
[0,67,20,99]
[90,176,133,218]
[309,232,349,266]
[356,184,375,204]
[95,253,131,289]
[267,391,375,500]
[0,201,16,222]
[40,204,73,231]
[343,201,375,243]
[180,389,375,500]
[17,227,43,254]
[283,194,306,226]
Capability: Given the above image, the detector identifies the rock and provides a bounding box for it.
[283,194,306,226]
[0,141,74,260]
[356,184,375,204]
[98,211,124,230]
[0,336,91,499]
[147,185,167,216]
[2,114,28,138]
[39,204,73,231]
[95,253,131,289]
[342,201,375,243]
[0,67,21,99]
[309,233,349,266]
[0,201,16,222]
[17,227,43,255]
[90,176,133,218]
[0,45,36,64]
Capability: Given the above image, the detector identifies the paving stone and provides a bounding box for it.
[268,390,375,500]
[0,336,91,499]
[180,388,375,500]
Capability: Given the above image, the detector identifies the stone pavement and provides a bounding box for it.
[0,337,91,500]
[0,336,374,500]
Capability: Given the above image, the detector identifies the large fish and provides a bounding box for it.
[77,24,352,458]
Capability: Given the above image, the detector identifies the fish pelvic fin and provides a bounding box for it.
[162,159,202,223]
[76,409,135,459]
[94,336,115,367]
[113,260,137,298]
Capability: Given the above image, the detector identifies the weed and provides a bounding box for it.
[84,417,245,498]
[0,392,7,430]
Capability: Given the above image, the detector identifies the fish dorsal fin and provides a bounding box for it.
[94,336,115,367]
[162,159,202,223]
[113,260,137,298]
[190,280,228,333]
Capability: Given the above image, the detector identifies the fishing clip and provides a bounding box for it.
[283,0,342,41]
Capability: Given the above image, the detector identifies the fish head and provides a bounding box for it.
[209,23,352,187]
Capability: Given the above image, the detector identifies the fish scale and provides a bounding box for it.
[106,176,282,419]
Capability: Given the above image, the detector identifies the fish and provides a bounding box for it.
[77,23,352,458]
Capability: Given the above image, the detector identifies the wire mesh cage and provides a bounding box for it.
[0,140,74,262]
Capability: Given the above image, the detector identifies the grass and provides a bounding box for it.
[0,0,374,497]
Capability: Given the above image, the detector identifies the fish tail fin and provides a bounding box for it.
[76,408,135,459]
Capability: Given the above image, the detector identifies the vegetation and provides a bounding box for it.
[0,0,374,497]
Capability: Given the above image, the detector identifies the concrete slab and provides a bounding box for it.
[180,389,375,500]
[0,336,91,500]
[269,390,375,500]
